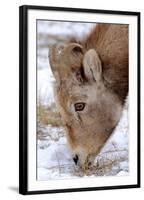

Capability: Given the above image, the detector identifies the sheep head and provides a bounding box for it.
[49,42,123,170]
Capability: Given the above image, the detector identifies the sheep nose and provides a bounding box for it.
[73,155,79,165]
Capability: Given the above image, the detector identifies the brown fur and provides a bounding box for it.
[83,24,128,103]
[49,24,128,169]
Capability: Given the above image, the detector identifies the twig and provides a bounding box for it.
[55,150,61,175]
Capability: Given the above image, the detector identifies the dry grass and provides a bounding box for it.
[37,101,63,127]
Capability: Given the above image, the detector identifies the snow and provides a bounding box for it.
[37,20,95,40]
[37,21,129,180]
[38,66,55,104]
[37,139,73,180]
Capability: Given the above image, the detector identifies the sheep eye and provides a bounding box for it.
[74,102,85,111]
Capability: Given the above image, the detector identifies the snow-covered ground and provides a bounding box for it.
[37,21,129,181]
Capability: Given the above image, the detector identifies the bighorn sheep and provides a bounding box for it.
[49,23,128,169]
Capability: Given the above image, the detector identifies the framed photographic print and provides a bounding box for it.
[19,5,141,195]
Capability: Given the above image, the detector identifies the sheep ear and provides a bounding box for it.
[83,49,102,82]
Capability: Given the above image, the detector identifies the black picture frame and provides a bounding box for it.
[19,5,141,195]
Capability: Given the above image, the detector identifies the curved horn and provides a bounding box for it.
[49,43,65,81]
[61,43,83,67]
[49,43,83,81]
[59,43,83,80]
